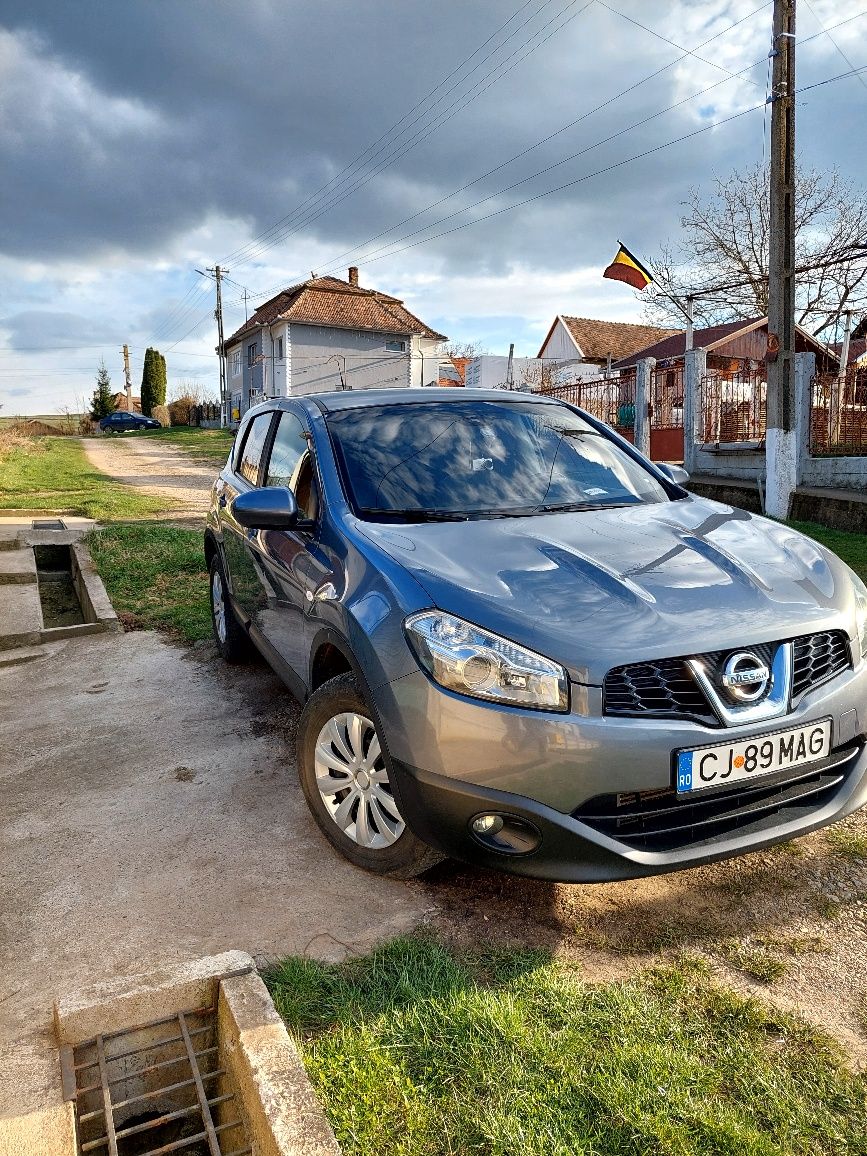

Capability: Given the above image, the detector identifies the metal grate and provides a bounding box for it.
[62,1004,251,1156]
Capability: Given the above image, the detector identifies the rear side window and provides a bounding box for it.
[236,413,273,485]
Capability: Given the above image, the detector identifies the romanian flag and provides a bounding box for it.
[603,243,654,291]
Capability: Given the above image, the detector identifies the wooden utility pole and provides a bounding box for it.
[765,0,797,517]
[122,344,133,410]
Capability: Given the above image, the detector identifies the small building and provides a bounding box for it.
[437,356,470,386]
[221,268,446,416]
[536,316,678,379]
[111,393,141,413]
[463,355,547,390]
[612,316,838,373]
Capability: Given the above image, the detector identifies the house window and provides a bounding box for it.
[231,349,241,377]
[385,339,407,353]
[276,336,284,361]
[247,342,258,367]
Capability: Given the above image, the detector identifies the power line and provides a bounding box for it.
[218,0,547,267]
[802,0,867,92]
[224,0,596,270]
[238,0,771,306]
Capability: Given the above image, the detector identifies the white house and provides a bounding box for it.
[221,267,446,417]
[463,355,546,390]
[536,316,679,382]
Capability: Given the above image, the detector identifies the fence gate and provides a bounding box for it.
[699,362,766,445]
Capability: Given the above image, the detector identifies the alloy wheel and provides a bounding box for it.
[313,712,405,848]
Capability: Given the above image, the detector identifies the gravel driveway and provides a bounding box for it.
[83,434,216,516]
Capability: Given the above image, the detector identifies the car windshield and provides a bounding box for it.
[326,399,672,519]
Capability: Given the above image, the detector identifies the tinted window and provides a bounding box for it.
[236,413,273,485]
[326,400,670,518]
[265,412,307,488]
[265,411,318,521]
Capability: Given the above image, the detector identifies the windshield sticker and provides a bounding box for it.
[585,487,608,496]
[472,458,494,471]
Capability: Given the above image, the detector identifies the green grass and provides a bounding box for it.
[0,436,169,519]
[88,523,211,642]
[826,825,867,861]
[134,424,235,467]
[788,520,867,583]
[266,936,867,1156]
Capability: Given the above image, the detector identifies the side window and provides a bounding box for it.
[265,411,318,521]
[236,413,273,485]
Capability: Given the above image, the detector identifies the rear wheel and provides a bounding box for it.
[297,673,443,878]
[209,553,252,663]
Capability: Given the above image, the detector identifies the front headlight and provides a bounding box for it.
[853,575,867,662]
[405,610,568,712]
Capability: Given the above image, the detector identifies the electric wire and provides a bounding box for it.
[220,0,578,267]
[223,0,596,270]
[802,0,867,92]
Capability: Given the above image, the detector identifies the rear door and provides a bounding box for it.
[219,411,277,623]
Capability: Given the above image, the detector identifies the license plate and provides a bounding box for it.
[675,719,832,793]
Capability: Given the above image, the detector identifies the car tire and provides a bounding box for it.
[297,673,444,879]
[209,553,252,663]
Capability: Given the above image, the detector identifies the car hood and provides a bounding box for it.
[358,496,856,684]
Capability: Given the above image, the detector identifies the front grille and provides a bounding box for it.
[603,657,717,725]
[604,633,852,724]
[792,630,851,698]
[573,743,860,853]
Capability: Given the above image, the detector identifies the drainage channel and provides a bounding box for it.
[62,1005,251,1156]
[35,544,86,628]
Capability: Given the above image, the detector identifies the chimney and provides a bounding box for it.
[348,266,359,287]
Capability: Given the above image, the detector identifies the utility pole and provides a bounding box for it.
[685,296,694,352]
[122,344,133,411]
[206,265,229,427]
[765,0,797,518]
[506,342,515,390]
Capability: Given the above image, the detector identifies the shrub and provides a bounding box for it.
[152,404,170,427]
[168,394,196,426]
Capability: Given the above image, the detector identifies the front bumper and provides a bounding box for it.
[374,661,867,882]
[390,740,867,882]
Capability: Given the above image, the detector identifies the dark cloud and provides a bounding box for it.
[0,1,784,275]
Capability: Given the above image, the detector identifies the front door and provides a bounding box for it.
[252,409,328,683]
[220,411,276,624]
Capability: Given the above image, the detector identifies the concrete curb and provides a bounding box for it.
[49,951,341,1156]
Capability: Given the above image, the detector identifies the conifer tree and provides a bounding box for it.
[90,359,116,420]
[140,347,158,415]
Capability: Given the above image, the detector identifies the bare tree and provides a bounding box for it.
[641,164,867,338]
[438,340,489,358]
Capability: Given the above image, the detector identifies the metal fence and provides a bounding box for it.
[537,374,636,430]
[190,403,221,425]
[700,362,766,444]
[810,367,867,455]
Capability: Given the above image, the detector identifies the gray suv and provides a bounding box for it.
[205,389,867,881]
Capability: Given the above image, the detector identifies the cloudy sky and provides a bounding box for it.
[1,0,865,413]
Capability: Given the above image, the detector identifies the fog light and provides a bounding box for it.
[472,813,504,836]
[469,812,541,855]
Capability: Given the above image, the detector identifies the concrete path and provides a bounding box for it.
[82,435,217,515]
[0,632,431,1049]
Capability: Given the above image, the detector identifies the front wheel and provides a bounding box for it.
[297,673,443,878]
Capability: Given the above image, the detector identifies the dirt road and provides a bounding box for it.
[83,434,216,516]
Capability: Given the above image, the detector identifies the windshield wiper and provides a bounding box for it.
[536,501,637,513]
[358,507,470,522]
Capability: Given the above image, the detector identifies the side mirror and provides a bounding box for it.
[658,463,689,486]
[231,487,298,530]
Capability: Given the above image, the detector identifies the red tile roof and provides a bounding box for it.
[223,274,446,349]
[539,317,678,361]
[611,318,759,368]
[831,336,867,365]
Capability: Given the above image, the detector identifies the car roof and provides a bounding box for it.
[269,388,563,416]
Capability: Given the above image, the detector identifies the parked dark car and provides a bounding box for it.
[99,412,161,432]
[205,389,867,881]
